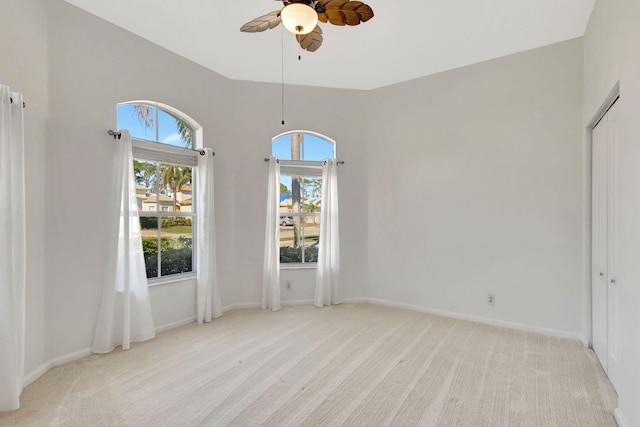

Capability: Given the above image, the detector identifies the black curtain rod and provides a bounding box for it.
[9,97,26,108]
[107,130,214,157]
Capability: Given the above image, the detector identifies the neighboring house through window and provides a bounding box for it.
[117,101,201,283]
[272,131,335,266]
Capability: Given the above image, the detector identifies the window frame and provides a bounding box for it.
[273,131,336,270]
[134,153,197,286]
[279,168,323,269]
[118,101,202,286]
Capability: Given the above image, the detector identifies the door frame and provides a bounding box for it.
[584,82,619,349]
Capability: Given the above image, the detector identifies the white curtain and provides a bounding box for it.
[262,156,281,311]
[0,85,26,411]
[315,159,341,307]
[196,148,222,323]
[92,130,155,353]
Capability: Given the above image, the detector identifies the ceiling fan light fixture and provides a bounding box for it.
[281,2,318,35]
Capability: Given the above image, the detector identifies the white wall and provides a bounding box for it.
[0,0,50,376]
[366,39,585,339]
[584,1,640,425]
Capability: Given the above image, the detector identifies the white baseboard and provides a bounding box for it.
[219,297,581,341]
[342,297,369,304]
[222,302,261,313]
[155,316,196,334]
[366,298,583,342]
[23,347,92,388]
[282,299,314,306]
[614,408,628,427]
[222,298,369,312]
[222,300,318,311]
[24,316,196,388]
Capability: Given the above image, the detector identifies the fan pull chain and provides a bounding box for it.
[298,42,301,61]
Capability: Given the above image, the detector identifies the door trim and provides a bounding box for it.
[584,82,620,349]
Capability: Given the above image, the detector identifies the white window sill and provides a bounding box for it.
[280,263,318,270]
[147,273,196,287]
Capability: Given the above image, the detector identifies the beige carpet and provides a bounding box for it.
[0,304,617,426]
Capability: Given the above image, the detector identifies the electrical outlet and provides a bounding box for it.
[286,280,292,291]
[488,293,495,306]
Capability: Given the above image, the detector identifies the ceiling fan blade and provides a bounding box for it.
[296,25,323,52]
[316,0,374,26]
[240,10,282,33]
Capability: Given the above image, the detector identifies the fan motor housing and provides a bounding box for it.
[282,0,326,13]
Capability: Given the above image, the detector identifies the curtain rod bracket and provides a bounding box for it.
[9,97,26,108]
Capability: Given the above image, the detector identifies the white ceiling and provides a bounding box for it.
[63,0,595,90]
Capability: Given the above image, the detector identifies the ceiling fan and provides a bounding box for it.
[240,0,374,53]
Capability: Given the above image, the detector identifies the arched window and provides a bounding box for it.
[117,102,198,148]
[117,101,201,282]
[272,131,335,266]
[272,131,335,161]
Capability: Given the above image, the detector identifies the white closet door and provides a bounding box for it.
[591,100,619,392]
[591,113,608,373]
[605,101,619,391]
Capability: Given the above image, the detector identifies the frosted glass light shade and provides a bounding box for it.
[281,3,318,35]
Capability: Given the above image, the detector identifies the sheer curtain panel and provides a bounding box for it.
[92,130,156,353]
[315,159,341,307]
[0,85,26,411]
[262,157,281,311]
[196,148,222,323]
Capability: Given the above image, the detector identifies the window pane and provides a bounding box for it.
[272,133,334,161]
[279,173,322,264]
[280,176,322,210]
[158,164,193,212]
[133,160,159,212]
[273,136,292,160]
[280,214,320,264]
[158,109,193,149]
[160,217,193,276]
[117,104,157,141]
[301,135,334,161]
[280,177,292,210]
[303,215,320,263]
[301,177,322,202]
[140,217,159,278]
